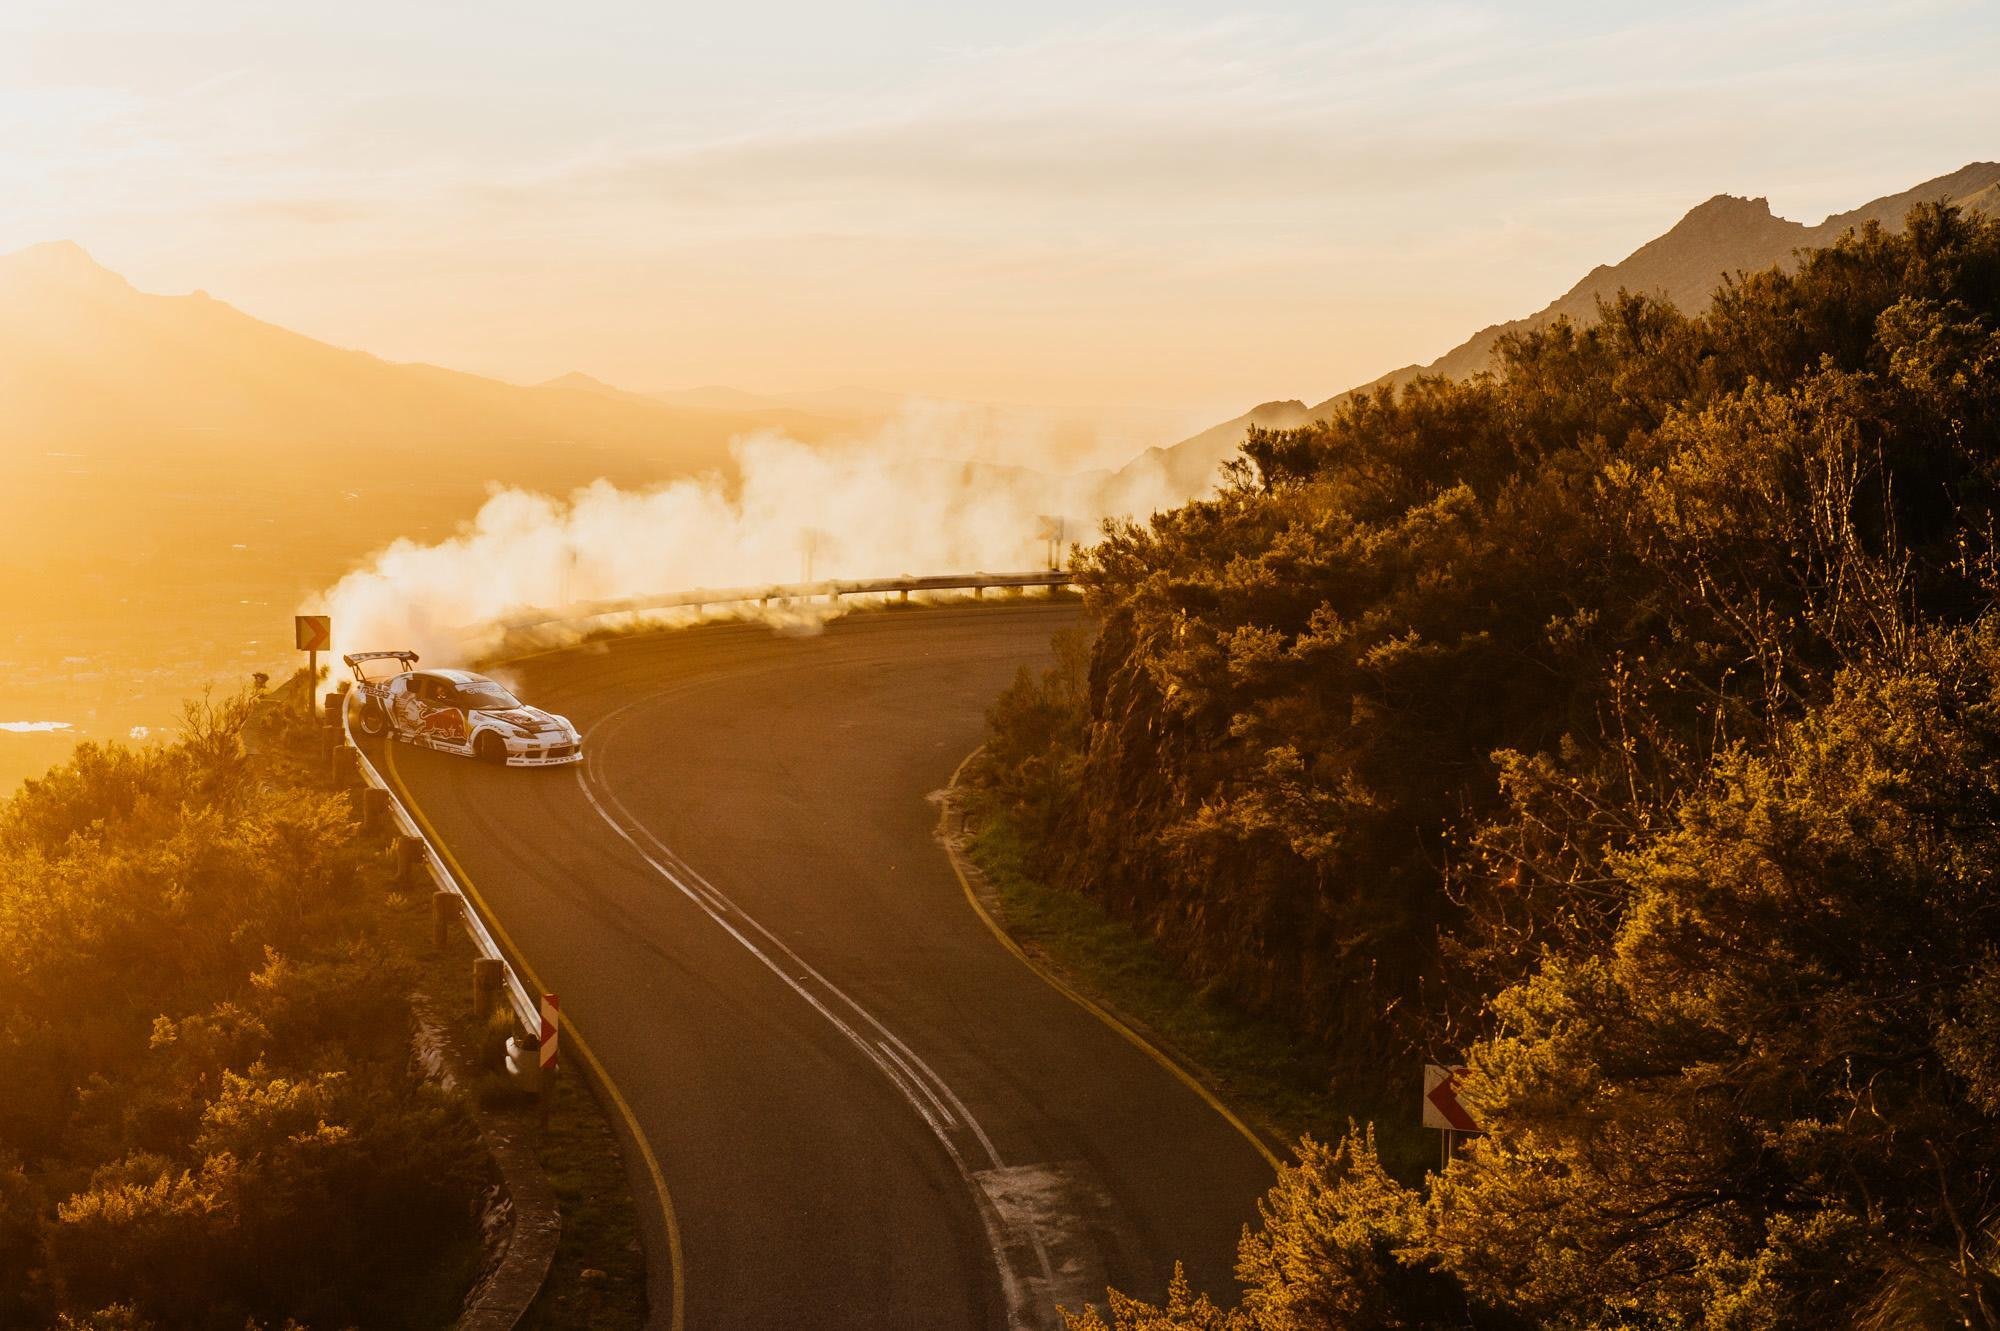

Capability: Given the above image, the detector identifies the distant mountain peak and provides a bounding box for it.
[1690,192,1771,214]
[541,370,622,392]
[0,240,134,295]
[1647,194,1801,250]
[1676,193,1778,224]
[8,238,96,264]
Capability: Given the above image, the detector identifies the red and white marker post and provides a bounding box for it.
[1421,1063,1480,1170]
[538,994,560,1129]
[539,993,560,1072]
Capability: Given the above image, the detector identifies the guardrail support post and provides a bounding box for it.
[473,956,505,1018]
[974,584,985,600]
[330,743,360,787]
[432,890,459,949]
[397,835,427,886]
[325,682,349,726]
[359,786,391,836]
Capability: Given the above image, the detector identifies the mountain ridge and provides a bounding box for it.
[1132,161,2000,494]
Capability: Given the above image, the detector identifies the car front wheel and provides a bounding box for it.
[474,732,507,765]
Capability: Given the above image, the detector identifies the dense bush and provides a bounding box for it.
[0,687,486,1328]
[978,205,2000,1326]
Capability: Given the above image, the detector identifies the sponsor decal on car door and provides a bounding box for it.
[405,677,468,746]
[422,704,468,745]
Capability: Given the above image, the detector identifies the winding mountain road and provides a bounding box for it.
[379,603,1273,1330]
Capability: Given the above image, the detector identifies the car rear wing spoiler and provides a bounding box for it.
[342,650,419,681]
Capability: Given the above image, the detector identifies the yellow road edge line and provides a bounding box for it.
[938,751,1285,1173]
[384,741,688,1331]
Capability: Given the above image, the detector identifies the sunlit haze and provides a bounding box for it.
[11,4,2000,1327]
[5,0,1995,414]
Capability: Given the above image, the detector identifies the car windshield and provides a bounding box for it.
[453,682,522,711]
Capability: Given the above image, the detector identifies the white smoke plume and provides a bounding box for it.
[310,424,1191,673]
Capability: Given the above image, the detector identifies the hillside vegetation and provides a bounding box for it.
[977,204,2000,1327]
[0,685,488,1328]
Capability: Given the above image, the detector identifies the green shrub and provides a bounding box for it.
[1007,206,2000,1326]
[0,682,489,1327]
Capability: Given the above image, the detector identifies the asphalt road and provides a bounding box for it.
[381,603,1274,1330]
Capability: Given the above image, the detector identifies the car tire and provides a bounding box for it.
[358,701,389,738]
[474,732,507,765]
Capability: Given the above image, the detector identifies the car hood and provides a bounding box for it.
[475,706,572,733]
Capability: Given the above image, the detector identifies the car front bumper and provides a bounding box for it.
[503,739,584,767]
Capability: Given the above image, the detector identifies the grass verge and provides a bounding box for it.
[517,1071,649,1330]
[958,787,1431,1177]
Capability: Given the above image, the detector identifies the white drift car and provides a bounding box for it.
[343,651,583,767]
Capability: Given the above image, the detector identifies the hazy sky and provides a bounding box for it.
[3,1,1996,416]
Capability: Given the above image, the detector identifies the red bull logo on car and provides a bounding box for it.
[420,707,467,743]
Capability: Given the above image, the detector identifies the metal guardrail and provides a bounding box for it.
[496,570,1077,633]
[341,703,540,1033]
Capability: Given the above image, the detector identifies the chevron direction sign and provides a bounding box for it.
[1422,1063,1479,1133]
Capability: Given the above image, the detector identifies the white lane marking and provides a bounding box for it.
[878,1039,960,1131]
[885,1025,1005,1169]
[579,761,989,1160]
[875,1043,953,1138]
[573,716,1066,1329]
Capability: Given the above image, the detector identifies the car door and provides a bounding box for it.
[391,674,427,733]
[413,676,469,747]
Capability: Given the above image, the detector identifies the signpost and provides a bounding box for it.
[1034,515,1068,571]
[1422,1063,1479,1170]
[538,993,560,1130]
[295,615,331,715]
[539,993,560,1073]
[506,992,563,1126]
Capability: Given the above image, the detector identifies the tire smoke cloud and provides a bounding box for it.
[310,424,1193,672]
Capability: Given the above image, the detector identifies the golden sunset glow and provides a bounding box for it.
[7,8,2000,1329]
[2,3,1994,413]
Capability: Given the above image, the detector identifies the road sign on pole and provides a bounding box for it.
[539,993,560,1072]
[1033,515,1067,570]
[295,616,331,715]
[1422,1063,1479,1170]
[1422,1064,1478,1131]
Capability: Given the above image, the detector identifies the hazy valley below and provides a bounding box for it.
[0,241,1210,790]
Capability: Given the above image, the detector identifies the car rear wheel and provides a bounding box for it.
[358,701,389,738]
[474,732,507,765]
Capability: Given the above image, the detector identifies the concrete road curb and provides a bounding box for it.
[933,750,1285,1171]
[412,996,562,1330]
